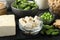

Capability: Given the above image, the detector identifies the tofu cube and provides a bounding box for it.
[0,15,16,37]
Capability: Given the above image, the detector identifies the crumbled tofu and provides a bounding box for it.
[19,16,43,30]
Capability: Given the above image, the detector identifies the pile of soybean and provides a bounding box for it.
[13,0,38,10]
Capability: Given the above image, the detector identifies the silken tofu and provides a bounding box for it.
[0,15,16,37]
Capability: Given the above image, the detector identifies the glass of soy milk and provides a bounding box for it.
[34,0,49,9]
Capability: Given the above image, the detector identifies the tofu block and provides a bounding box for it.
[0,15,16,37]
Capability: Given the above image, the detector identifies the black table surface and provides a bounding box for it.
[0,9,60,40]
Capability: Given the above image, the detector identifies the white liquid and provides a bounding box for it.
[35,0,49,9]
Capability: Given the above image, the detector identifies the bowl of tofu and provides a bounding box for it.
[19,16,43,35]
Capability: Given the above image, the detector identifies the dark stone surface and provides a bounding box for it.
[0,9,60,40]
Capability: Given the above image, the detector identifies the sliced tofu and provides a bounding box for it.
[0,15,16,37]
